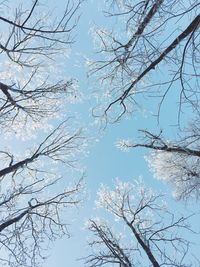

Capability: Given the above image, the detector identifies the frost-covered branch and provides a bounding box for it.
[0,119,84,178]
[117,127,200,199]
[119,129,200,157]
[90,0,200,122]
[0,0,82,66]
[0,176,83,267]
[85,179,196,267]
[0,0,82,135]
[0,118,86,266]
[85,220,132,267]
[0,1,85,266]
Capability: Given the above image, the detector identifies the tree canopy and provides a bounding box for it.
[0,0,200,266]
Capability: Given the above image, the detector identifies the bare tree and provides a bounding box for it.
[0,0,81,67]
[89,0,200,122]
[88,0,200,202]
[0,178,83,267]
[84,2,200,265]
[0,119,84,178]
[116,123,200,200]
[0,1,86,266]
[0,0,82,132]
[0,77,77,131]
[84,179,197,267]
[0,120,85,266]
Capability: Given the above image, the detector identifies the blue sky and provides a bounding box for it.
[39,1,200,267]
[0,0,198,266]
[43,1,160,266]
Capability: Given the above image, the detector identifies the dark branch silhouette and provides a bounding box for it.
[85,179,195,267]
[90,0,200,122]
